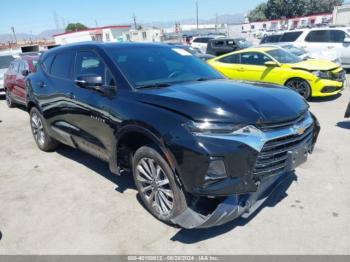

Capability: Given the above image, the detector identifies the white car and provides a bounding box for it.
[261,43,342,64]
[191,35,224,54]
[278,28,350,69]
[0,53,18,96]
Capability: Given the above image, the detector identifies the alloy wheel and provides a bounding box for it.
[287,79,310,99]
[135,157,174,216]
[31,112,46,146]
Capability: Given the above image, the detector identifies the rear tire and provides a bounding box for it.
[286,78,311,99]
[132,146,187,224]
[30,107,59,152]
[5,89,15,108]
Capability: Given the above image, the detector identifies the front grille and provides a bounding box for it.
[252,124,314,179]
[259,112,307,131]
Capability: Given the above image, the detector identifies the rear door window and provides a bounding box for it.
[50,52,74,79]
[280,31,303,42]
[305,30,330,42]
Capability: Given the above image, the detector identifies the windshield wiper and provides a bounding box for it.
[136,82,172,89]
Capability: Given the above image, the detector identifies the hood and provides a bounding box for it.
[290,59,340,71]
[135,79,308,125]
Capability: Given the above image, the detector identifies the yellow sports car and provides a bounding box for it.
[208,46,346,99]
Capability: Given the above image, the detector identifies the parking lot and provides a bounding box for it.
[0,75,349,255]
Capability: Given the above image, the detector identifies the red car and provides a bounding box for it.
[4,55,39,108]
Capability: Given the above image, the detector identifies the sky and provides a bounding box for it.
[0,0,263,34]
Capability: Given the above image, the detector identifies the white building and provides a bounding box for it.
[333,4,350,26]
[123,28,163,42]
[53,25,131,45]
[241,13,333,33]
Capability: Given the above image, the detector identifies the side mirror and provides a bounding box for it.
[264,61,279,67]
[75,74,103,90]
[344,37,350,44]
[21,69,29,77]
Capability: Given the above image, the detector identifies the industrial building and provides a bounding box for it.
[333,3,350,26]
[53,25,131,45]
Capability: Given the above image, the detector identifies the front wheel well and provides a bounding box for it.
[27,101,36,113]
[116,131,163,171]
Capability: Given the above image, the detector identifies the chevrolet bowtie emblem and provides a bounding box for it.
[296,126,306,135]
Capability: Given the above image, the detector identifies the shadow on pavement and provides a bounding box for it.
[56,145,136,193]
[336,121,350,130]
[170,173,297,244]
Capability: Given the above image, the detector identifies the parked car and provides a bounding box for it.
[277,28,350,69]
[206,38,253,56]
[26,42,319,229]
[0,53,17,97]
[208,46,346,99]
[260,34,283,44]
[4,55,39,107]
[260,43,342,64]
[191,36,217,53]
[168,44,215,61]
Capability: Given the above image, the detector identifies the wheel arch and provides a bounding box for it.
[111,125,182,185]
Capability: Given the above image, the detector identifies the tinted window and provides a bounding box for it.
[305,30,330,42]
[219,54,240,64]
[11,61,19,73]
[41,54,55,72]
[280,31,303,42]
[50,52,74,78]
[194,37,212,43]
[0,55,15,69]
[266,49,302,63]
[106,46,223,87]
[241,52,271,66]
[330,30,346,43]
[75,51,115,87]
[214,40,225,47]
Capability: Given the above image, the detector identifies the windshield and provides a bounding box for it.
[0,55,15,69]
[266,48,302,64]
[236,39,253,48]
[282,45,307,56]
[107,45,223,88]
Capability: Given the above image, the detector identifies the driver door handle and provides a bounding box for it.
[237,67,245,72]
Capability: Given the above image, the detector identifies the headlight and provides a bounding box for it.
[312,71,331,79]
[183,120,245,134]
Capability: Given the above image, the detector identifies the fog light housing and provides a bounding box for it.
[204,159,227,184]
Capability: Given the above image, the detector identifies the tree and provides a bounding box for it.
[247,0,344,22]
[65,23,88,33]
[248,3,268,22]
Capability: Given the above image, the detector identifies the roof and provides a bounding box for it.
[53,25,131,37]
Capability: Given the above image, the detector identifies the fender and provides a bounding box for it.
[109,124,183,186]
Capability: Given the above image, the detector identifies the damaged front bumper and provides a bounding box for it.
[171,172,292,229]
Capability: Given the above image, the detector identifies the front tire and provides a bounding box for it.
[5,89,15,108]
[286,78,311,99]
[30,107,59,152]
[132,146,187,224]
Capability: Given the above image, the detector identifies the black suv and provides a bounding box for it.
[206,38,252,56]
[26,42,320,229]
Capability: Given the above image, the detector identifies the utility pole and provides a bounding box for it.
[133,14,137,30]
[215,13,218,33]
[95,19,98,28]
[53,11,60,31]
[11,26,17,44]
[196,1,199,31]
